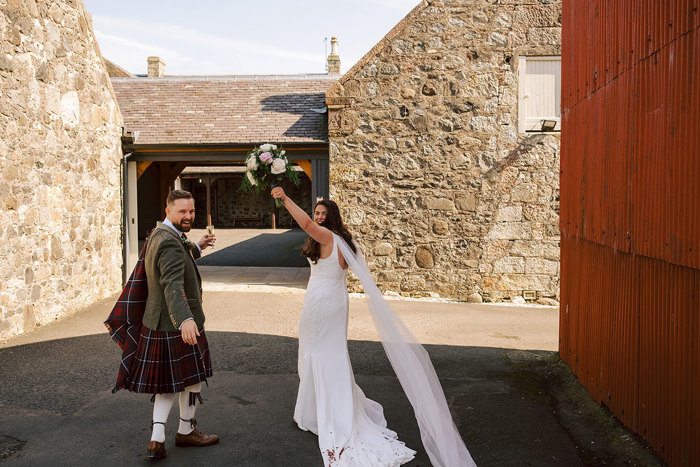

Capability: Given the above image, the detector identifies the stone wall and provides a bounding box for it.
[0,0,124,339]
[327,0,561,303]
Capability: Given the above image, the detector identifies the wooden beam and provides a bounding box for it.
[295,160,312,180]
[165,162,188,185]
[137,161,152,179]
[206,175,211,226]
[157,162,189,216]
[150,163,167,217]
[129,150,329,162]
[135,145,327,153]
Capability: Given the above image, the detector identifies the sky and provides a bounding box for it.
[82,0,421,76]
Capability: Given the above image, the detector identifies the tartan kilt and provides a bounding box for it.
[122,326,213,394]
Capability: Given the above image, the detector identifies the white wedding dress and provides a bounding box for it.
[294,235,416,466]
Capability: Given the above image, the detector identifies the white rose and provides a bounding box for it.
[259,144,271,152]
[246,170,257,186]
[280,150,286,155]
[246,155,258,170]
[270,144,277,150]
[271,158,286,175]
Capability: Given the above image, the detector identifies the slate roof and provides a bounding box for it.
[111,75,336,145]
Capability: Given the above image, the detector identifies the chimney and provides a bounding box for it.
[327,37,340,75]
[147,56,166,77]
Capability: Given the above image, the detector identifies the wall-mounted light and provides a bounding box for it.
[198,178,202,183]
[523,290,538,301]
[541,120,557,132]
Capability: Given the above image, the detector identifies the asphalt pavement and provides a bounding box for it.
[0,284,662,466]
[192,228,310,268]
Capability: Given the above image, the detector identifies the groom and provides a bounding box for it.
[132,189,218,459]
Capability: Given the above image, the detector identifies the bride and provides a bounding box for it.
[272,187,476,467]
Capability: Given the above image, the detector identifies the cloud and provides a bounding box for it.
[94,31,192,61]
[93,29,206,74]
[358,0,420,9]
[92,15,320,64]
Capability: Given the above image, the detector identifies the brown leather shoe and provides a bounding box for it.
[147,441,166,459]
[175,428,219,447]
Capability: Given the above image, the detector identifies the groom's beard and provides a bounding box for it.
[173,220,192,232]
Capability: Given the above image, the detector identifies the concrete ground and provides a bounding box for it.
[192,228,310,268]
[0,229,662,465]
[0,276,662,466]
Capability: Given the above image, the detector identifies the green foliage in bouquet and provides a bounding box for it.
[240,144,301,205]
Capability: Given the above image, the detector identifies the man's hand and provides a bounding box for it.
[197,234,215,250]
[181,319,200,345]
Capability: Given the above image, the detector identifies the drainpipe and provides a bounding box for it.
[120,128,135,285]
[121,150,134,285]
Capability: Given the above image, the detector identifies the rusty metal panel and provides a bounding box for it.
[561,0,700,270]
[561,1,700,464]
[560,234,700,466]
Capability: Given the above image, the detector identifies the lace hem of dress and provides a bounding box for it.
[323,431,416,467]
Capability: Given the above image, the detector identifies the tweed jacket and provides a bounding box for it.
[142,222,204,332]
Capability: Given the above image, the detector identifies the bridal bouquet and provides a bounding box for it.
[240,143,300,207]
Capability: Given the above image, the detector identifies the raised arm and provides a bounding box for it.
[272,187,333,246]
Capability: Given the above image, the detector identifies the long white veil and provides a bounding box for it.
[333,233,477,467]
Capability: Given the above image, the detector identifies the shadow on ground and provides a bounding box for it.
[196,230,309,267]
[0,332,662,466]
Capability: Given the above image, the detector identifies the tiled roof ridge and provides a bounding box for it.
[112,74,339,83]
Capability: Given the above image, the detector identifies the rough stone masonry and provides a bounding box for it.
[327,0,561,303]
[0,0,123,340]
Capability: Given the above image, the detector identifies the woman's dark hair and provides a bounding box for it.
[302,199,357,263]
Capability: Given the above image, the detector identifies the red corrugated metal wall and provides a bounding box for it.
[560,1,700,465]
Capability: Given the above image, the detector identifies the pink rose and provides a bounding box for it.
[259,152,273,164]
